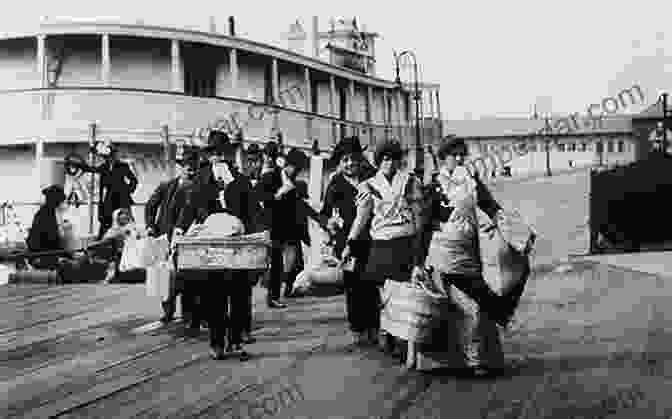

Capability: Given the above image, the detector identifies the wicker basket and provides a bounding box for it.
[174,231,271,271]
[380,280,454,344]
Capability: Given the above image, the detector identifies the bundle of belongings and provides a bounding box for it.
[291,215,345,297]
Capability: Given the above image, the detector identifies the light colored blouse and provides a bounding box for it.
[356,170,423,241]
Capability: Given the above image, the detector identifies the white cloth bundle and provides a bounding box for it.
[186,212,245,237]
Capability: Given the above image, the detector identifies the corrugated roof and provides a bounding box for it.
[443,114,633,139]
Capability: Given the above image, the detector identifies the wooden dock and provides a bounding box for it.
[3,258,672,418]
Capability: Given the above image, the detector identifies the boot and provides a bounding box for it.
[160,300,175,323]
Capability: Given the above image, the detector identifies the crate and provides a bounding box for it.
[174,231,271,271]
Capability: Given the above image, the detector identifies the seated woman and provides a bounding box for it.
[99,208,145,283]
[26,185,86,281]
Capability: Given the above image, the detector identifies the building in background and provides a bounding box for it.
[0,16,442,236]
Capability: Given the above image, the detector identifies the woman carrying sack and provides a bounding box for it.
[343,139,426,359]
[423,137,530,376]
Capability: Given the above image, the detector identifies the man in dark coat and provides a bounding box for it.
[181,131,259,359]
[319,136,376,347]
[145,148,200,324]
[257,147,326,308]
[96,144,138,239]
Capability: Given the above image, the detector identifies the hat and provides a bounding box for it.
[205,130,235,156]
[263,141,281,160]
[373,139,405,166]
[176,146,200,168]
[246,143,262,157]
[284,148,310,171]
[436,137,467,160]
[42,184,66,207]
[330,136,367,165]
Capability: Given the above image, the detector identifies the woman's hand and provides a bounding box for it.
[340,244,352,264]
[411,265,425,284]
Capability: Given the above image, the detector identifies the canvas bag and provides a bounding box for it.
[119,236,153,272]
[146,259,173,300]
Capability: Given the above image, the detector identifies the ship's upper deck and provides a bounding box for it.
[0,19,400,90]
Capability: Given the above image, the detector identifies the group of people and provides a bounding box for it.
[24,131,523,374]
[318,135,520,376]
[144,131,330,360]
[25,144,141,282]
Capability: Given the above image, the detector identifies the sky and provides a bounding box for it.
[3,0,670,121]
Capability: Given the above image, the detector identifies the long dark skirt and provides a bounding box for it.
[364,236,415,285]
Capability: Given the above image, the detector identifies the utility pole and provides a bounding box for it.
[88,123,96,236]
[394,50,423,177]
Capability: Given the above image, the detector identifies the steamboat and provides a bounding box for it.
[0,16,443,239]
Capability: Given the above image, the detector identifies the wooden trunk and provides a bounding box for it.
[174,231,271,271]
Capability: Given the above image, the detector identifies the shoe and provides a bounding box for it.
[186,325,201,337]
[267,299,287,309]
[160,301,175,323]
[367,329,380,346]
[210,347,227,360]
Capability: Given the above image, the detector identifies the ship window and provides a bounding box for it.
[387,94,393,125]
[182,43,217,98]
[569,142,576,152]
[581,142,588,151]
[617,140,624,153]
[264,64,273,104]
[311,81,318,114]
[607,141,614,152]
[558,143,565,152]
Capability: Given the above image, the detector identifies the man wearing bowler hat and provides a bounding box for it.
[181,130,258,358]
[257,146,324,307]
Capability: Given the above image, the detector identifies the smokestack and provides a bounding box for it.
[228,16,236,36]
[312,16,319,58]
[209,16,216,33]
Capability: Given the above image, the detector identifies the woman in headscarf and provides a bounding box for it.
[342,139,426,358]
[423,137,515,376]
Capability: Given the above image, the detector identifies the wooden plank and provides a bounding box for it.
[0,315,154,380]
[0,284,79,305]
[65,337,325,419]
[0,286,135,334]
[0,288,158,353]
[6,335,204,419]
[0,327,184,417]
